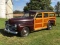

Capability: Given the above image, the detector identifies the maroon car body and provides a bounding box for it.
[5,16,34,35]
[9,17,34,31]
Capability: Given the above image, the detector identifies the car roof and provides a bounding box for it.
[29,10,54,12]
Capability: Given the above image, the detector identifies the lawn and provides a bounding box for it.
[0,17,60,45]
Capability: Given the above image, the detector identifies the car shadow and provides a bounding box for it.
[0,28,48,37]
[0,29,18,37]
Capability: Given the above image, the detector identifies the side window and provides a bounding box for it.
[36,13,42,18]
[49,13,55,17]
[44,13,48,17]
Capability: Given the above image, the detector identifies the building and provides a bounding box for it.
[0,0,13,19]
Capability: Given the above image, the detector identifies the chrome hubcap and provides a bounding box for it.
[49,25,52,29]
[23,30,28,36]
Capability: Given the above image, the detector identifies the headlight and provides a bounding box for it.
[18,24,24,27]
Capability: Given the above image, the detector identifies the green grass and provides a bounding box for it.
[0,18,7,29]
[0,17,60,45]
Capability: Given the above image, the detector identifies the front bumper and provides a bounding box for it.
[4,28,18,34]
[4,24,18,34]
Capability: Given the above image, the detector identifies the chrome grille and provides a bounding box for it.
[6,24,17,31]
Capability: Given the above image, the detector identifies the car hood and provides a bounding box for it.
[8,17,34,24]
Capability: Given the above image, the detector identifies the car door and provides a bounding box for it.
[43,13,48,28]
[34,13,43,30]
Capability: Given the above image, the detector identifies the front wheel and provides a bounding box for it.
[20,27,29,37]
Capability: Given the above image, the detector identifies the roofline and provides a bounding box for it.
[29,10,54,12]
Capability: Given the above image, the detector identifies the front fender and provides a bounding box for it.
[17,24,34,32]
[17,24,24,32]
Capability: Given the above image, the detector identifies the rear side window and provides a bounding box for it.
[49,13,55,17]
[36,13,42,18]
[44,13,48,17]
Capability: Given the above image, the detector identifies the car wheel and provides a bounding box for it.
[20,27,29,37]
[47,21,52,30]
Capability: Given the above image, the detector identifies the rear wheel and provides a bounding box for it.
[20,27,29,37]
[47,21,52,30]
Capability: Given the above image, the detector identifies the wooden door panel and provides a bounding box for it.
[43,23,47,27]
[35,24,42,28]
[44,18,48,23]
[35,19,42,23]
[34,18,42,30]
[34,13,42,30]
[43,18,48,27]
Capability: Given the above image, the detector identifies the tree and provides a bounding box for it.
[13,10,23,14]
[55,2,60,17]
[24,0,53,12]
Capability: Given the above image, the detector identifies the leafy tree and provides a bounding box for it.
[55,2,60,17]
[13,10,23,14]
[24,0,53,12]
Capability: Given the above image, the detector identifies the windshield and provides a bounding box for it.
[22,12,36,18]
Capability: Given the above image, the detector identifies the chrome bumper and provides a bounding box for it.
[4,24,18,34]
[4,28,18,34]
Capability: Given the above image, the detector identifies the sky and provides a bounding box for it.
[13,0,60,11]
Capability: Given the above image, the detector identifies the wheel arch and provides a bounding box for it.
[24,26,34,32]
[48,20,55,26]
